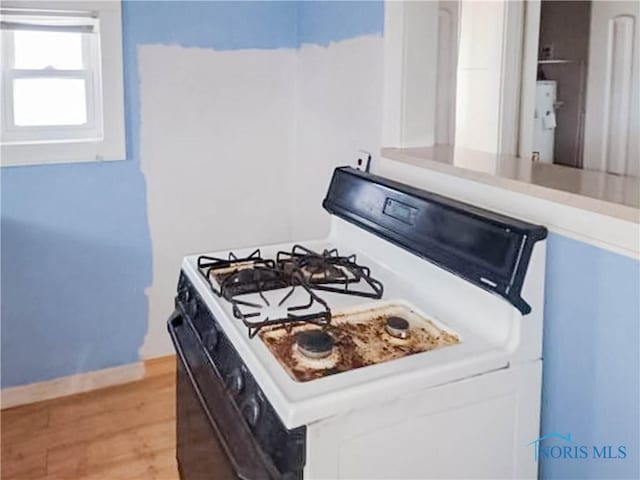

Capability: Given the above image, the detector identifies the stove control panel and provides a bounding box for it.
[323,167,547,315]
[175,272,306,477]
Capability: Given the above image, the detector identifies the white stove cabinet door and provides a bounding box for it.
[303,361,541,479]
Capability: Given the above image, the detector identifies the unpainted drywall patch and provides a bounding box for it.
[138,44,297,357]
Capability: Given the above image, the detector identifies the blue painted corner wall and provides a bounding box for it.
[0,1,300,388]
[0,1,383,388]
[541,234,640,479]
[1,160,151,386]
[297,0,384,46]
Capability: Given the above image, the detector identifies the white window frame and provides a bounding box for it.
[0,0,125,166]
[1,13,103,144]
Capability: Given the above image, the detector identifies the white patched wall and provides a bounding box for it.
[138,37,383,358]
[138,45,297,357]
[293,36,384,239]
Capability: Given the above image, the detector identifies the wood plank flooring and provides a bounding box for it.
[1,356,179,480]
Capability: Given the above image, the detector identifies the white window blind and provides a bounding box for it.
[0,8,99,33]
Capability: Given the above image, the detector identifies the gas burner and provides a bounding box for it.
[230,283,331,338]
[277,245,384,299]
[198,249,288,298]
[260,303,462,382]
[385,316,410,339]
[296,330,334,359]
[300,258,346,281]
[220,265,289,297]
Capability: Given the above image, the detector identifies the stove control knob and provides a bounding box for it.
[203,327,218,351]
[189,298,198,317]
[226,368,244,395]
[242,396,261,427]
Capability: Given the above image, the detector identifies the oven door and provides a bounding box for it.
[168,312,275,480]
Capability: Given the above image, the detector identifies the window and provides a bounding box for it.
[1,10,102,143]
[0,1,125,166]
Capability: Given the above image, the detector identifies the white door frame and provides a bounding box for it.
[382,0,527,157]
[517,0,542,160]
[382,0,440,148]
[499,0,527,157]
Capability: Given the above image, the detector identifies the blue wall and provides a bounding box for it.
[1,161,150,386]
[297,0,384,46]
[0,1,383,388]
[541,234,639,479]
[0,1,300,388]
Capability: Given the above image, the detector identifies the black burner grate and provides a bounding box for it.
[197,245,383,337]
[198,249,289,299]
[277,245,384,299]
[230,275,331,338]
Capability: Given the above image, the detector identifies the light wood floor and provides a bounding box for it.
[1,356,179,480]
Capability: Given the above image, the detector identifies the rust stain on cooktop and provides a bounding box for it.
[259,304,460,382]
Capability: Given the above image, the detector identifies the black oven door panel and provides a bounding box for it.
[169,313,275,480]
[177,358,240,479]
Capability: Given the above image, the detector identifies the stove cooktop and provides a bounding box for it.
[195,244,462,382]
[181,236,516,427]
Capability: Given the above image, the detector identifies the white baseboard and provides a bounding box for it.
[1,361,145,410]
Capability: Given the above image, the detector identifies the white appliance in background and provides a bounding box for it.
[169,167,548,479]
[533,80,557,163]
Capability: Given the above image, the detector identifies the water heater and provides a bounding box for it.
[533,80,557,164]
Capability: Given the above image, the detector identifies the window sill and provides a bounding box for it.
[381,145,640,224]
[1,139,126,167]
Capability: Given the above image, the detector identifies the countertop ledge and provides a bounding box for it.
[381,146,640,224]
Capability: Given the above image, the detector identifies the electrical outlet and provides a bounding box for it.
[355,149,372,172]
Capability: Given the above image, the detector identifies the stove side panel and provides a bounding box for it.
[305,362,541,479]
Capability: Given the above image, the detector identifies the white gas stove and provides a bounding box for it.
[169,167,547,479]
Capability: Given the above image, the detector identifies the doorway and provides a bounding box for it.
[535,1,591,168]
[520,0,639,176]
